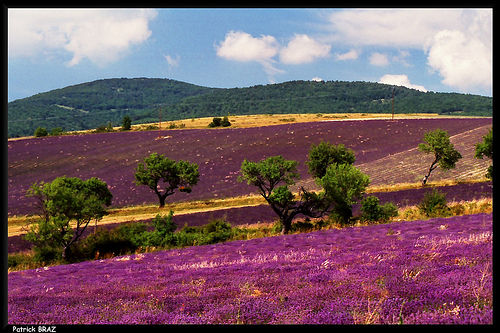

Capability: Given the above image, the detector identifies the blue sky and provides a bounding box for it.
[8,8,492,102]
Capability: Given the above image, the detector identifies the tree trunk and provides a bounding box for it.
[62,245,69,259]
[422,156,439,185]
[159,196,166,208]
[281,214,295,235]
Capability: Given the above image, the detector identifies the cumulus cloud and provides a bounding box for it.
[8,8,158,67]
[424,10,492,93]
[216,30,279,62]
[379,74,427,92]
[279,34,331,64]
[215,30,284,83]
[216,31,332,82]
[311,77,324,82]
[369,52,389,66]
[324,9,492,94]
[334,49,359,61]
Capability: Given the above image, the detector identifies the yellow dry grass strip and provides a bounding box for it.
[8,195,266,237]
[133,113,447,130]
[366,177,490,193]
[10,113,460,141]
[9,177,490,237]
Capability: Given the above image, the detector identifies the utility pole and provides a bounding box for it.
[158,105,162,139]
[391,87,395,121]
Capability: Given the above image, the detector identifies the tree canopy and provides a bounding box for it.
[418,129,463,184]
[134,153,200,207]
[239,147,370,233]
[307,141,356,178]
[317,163,371,224]
[474,127,493,180]
[239,156,332,234]
[25,176,113,258]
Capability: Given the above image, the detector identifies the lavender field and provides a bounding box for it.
[8,118,492,216]
[8,213,492,324]
[7,180,492,255]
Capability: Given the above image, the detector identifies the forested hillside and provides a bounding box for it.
[8,78,220,138]
[8,78,492,138]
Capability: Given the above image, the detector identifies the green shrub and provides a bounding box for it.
[208,116,231,128]
[33,245,62,263]
[81,228,138,259]
[418,188,450,217]
[221,116,231,127]
[174,218,233,246]
[116,222,149,248]
[208,117,222,128]
[8,253,32,269]
[360,196,398,223]
[151,211,177,236]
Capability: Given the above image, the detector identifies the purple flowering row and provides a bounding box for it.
[8,118,491,216]
[8,212,492,324]
[7,180,492,255]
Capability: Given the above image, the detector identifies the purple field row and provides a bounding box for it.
[8,118,492,216]
[7,181,492,254]
[8,213,492,324]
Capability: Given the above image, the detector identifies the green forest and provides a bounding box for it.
[8,78,492,138]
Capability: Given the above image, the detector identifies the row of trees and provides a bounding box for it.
[33,115,133,137]
[24,127,492,259]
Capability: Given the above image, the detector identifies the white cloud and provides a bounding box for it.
[325,9,462,48]
[8,8,158,67]
[311,77,324,82]
[334,49,359,61]
[369,52,389,66]
[424,11,492,93]
[216,30,284,83]
[279,34,331,64]
[324,9,492,94]
[379,74,427,92]
[164,54,180,68]
[216,30,279,62]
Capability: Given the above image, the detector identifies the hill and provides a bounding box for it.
[7,78,493,138]
[7,78,220,138]
[8,117,492,217]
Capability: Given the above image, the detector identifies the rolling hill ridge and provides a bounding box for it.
[8,78,493,138]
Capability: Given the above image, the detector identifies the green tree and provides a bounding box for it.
[25,177,113,259]
[49,127,63,136]
[34,127,48,137]
[318,163,370,225]
[238,156,331,234]
[307,141,356,178]
[208,117,222,128]
[418,129,463,185]
[474,127,493,180]
[122,115,132,131]
[134,153,200,208]
[221,115,231,127]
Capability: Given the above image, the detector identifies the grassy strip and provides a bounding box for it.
[8,178,489,237]
[8,197,492,272]
[10,112,461,141]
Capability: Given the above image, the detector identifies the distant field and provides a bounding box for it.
[8,116,492,218]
